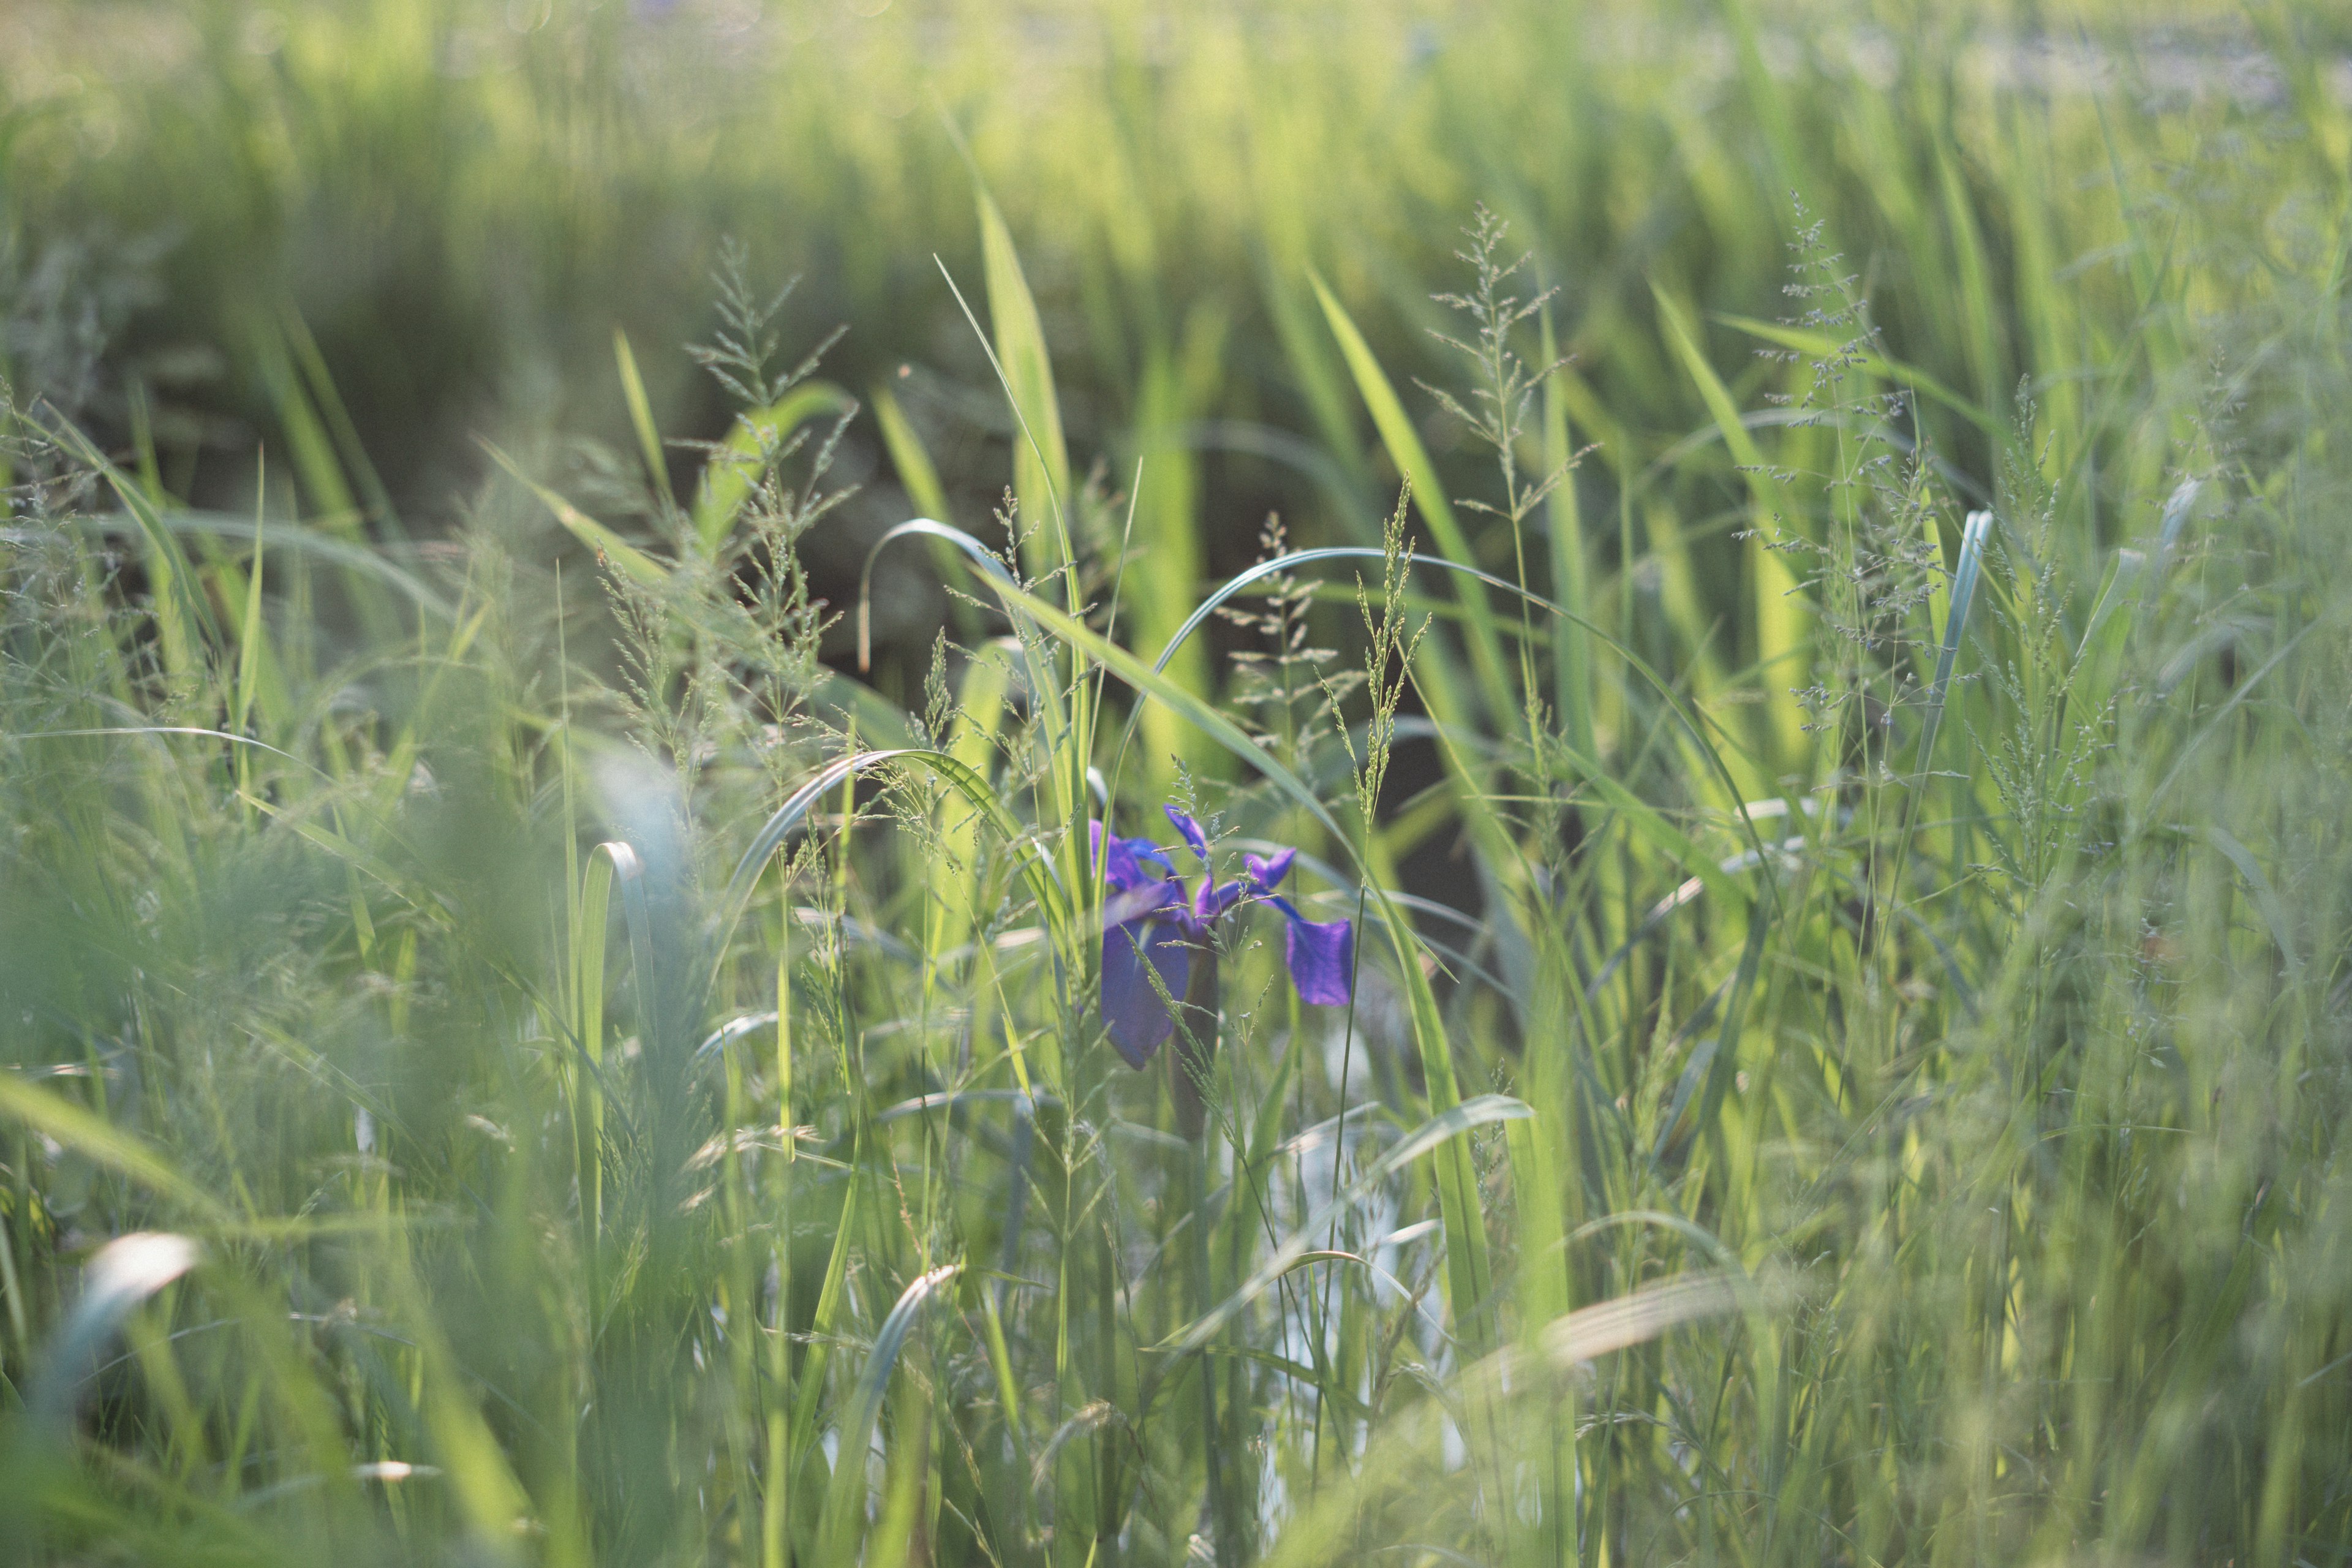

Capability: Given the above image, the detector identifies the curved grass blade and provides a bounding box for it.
[858,519,1011,668]
[592,840,657,1038]
[567,841,644,1236]
[857,519,1068,760]
[75,512,453,620]
[23,1234,200,1436]
[47,415,219,674]
[1715,312,1995,433]
[2204,824,2304,990]
[712,747,1071,969]
[20,726,311,776]
[1539,1269,1747,1368]
[814,1263,962,1568]
[0,1077,230,1223]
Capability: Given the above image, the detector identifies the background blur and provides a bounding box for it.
[11,0,2343,681]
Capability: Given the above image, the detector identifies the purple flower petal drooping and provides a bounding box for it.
[1282,911,1355,1005]
[1102,913,1193,1068]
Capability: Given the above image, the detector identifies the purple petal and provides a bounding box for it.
[1283,914,1355,1006]
[1102,919,1192,1069]
[1194,878,1246,925]
[1164,805,1212,863]
[1096,820,1175,892]
[1243,848,1297,894]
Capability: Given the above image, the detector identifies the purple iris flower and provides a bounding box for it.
[1096,805,1355,1073]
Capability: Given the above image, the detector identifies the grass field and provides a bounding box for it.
[4,1,2352,1563]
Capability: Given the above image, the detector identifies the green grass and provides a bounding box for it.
[4,1,2352,1564]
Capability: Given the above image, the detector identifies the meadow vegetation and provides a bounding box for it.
[4,1,2352,1564]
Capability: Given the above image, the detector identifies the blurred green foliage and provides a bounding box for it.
[4,0,2337,649]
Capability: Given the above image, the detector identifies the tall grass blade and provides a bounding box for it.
[1653,284,1808,771]
[483,440,671,586]
[280,304,405,541]
[1308,271,1515,717]
[613,328,677,513]
[1542,309,1596,758]
[1913,508,1989,780]
[973,187,1072,581]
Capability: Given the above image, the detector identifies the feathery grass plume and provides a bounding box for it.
[1327,487,1428,843]
[1423,205,1574,747]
